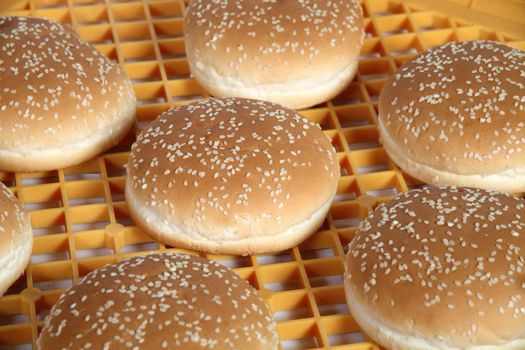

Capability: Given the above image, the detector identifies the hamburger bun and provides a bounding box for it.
[344,186,525,349]
[0,16,136,172]
[378,40,525,193]
[38,252,278,350]
[184,0,364,109]
[0,181,32,296]
[126,98,340,255]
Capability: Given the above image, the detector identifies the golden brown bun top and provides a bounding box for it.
[0,16,135,151]
[184,0,364,84]
[127,98,340,237]
[379,40,525,175]
[346,186,525,346]
[38,253,278,350]
[0,182,30,258]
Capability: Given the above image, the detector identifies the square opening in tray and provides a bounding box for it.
[76,24,113,45]
[299,231,337,260]
[153,19,184,39]
[121,41,157,62]
[63,158,101,181]
[74,230,115,259]
[362,18,378,39]
[314,286,350,316]
[280,321,322,350]
[66,180,107,206]
[360,171,404,199]
[134,81,168,106]
[261,263,303,292]
[304,259,344,288]
[358,57,393,81]
[365,0,405,17]
[375,14,413,36]
[158,38,186,59]
[19,171,59,186]
[411,11,451,31]
[21,183,63,211]
[337,228,359,253]
[30,209,67,236]
[164,59,191,80]
[31,235,70,265]
[0,300,29,326]
[124,61,162,83]
[256,250,294,266]
[456,26,500,41]
[272,291,313,322]
[299,108,336,130]
[335,104,375,129]
[364,80,385,102]
[149,1,184,19]
[344,126,380,151]
[332,83,366,106]
[350,148,393,174]
[73,5,108,25]
[31,261,74,291]
[169,79,206,102]
[334,176,360,203]
[113,203,134,227]
[111,2,146,22]
[33,8,71,24]
[0,326,33,349]
[69,204,111,232]
[330,201,367,229]
[419,28,457,50]
[322,315,366,346]
[382,33,423,56]
[359,37,387,60]
[115,22,151,42]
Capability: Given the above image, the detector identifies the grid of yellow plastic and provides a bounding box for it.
[0,0,523,349]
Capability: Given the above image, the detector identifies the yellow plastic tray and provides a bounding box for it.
[0,0,524,349]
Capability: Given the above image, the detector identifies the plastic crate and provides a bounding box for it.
[0,0,524,349]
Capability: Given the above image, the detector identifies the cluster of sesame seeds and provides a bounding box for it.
[39,253,278,349]
[185,0,363,68]
[0,16,134,149]
[128,98,338,234]
[380,40,525,171]
[347,186,525,343]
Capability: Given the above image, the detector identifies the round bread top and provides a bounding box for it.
[345,186,525,346]
[184,0,364,84]
[0,16,135,152]
[378,40,525,175]
[0,182,30,260]
[38,253,278,350]
[127,98,339,238]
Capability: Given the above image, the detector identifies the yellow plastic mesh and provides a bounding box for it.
[0,0,523,349]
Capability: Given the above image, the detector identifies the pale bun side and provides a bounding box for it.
[190,57,358,110]
[0,103,135,172]
[378,116,525,194]
[126,183,332,255]
[0,182,32,296]
[344,278,525,350]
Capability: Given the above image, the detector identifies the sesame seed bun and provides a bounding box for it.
[38,252,278,350]
[378,40,525,193]
[0,182,32,297]
[126,98,339,255]
[344,186,525,349]
[184,0,364,109]
[0,16,136,172]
